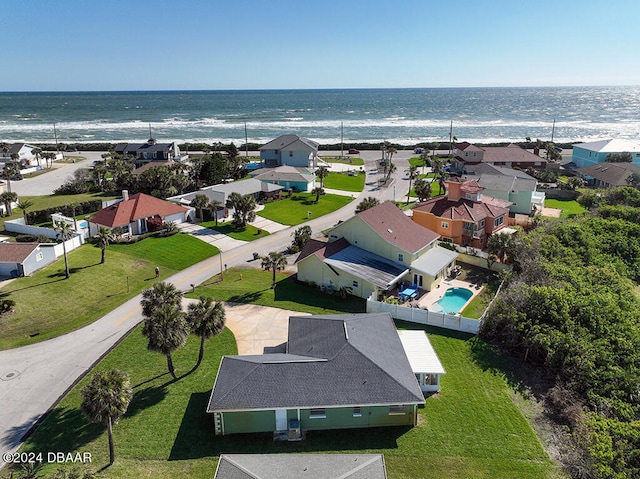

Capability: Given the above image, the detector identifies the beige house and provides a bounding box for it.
[296,201,458,300]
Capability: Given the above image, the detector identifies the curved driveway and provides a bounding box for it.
[0,148,416,463]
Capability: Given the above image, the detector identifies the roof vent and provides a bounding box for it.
[387,228,393,233]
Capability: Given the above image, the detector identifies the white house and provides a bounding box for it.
[259,134,319,168]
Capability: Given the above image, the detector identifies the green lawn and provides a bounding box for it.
[199,221,270,241]
[460,268,501,319]
[257,192,354,225]
[322,156,365,166]
[543,198,586,217]
[186,268,366,314]
[322,171,365,192]
[0,234,218,350]
[17,306,557,479]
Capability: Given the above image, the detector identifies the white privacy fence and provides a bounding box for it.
[367,297,481,334]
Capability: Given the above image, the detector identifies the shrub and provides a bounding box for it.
[16,234,54,243]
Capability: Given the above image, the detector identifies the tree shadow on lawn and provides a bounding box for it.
[169,392,409,460]
[227,290,268,304]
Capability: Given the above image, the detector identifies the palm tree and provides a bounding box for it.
[0,191,18,216]
[311,186,324,203]
[54,221,74,279]
[315,166,329,188]
[405,165,419,205]
[31,147,42,167]
[16,199,34,225]
[140,281,183,318]
[487,232,513,263]
[420,149,431,174]
[142,302,189,380]
[413,178,432,202]
[185,296,226,369]
[261,251,287,287]
[80,369,133,466]
[190,193,209,221]
[385,161,397,183]
[209,199,222,226]
[95,226,115,264]
[355,196,379,213]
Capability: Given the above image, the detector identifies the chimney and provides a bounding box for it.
[122,190,129,201]
[533,147,540,156]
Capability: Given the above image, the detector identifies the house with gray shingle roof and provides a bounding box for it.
[453,142,547,171]
[296,201,456,299]
[0,242,57,277]
[576,162,640,188]
[251,165,316,192]
[260,134,319,168]
[114,138,187,166]
[214,454,387,479]
[207,313,424,437]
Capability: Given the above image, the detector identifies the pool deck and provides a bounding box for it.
[416,279,483,313]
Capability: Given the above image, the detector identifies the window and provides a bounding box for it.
[352,280,359,288]
[309,408,326,418]
[397,253,404,262]
[441,237,453,244]
[388,405,406,415]
[289,150,293,157]
[441,221,449,229]
[35,252,44,262]
[480,219,485,228]
[494,216,504,227]
[353,407,362,417]
[413,274,423,287]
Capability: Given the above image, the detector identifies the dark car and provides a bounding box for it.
[348,148,360,154]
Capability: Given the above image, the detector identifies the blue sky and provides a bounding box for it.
[2,0,639,91]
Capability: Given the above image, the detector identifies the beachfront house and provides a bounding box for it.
[576,162,640,188]
[466,163,545,215]
[0,242,57,278]
[452,142,546,173]
[114,138,188,166]
[571,139,640,168]
[88,191,190,237]
[207,313,425,437]
[296,201,457,300]
[412,177,511,249]
[259,134,320,168]
[0,143,40,167]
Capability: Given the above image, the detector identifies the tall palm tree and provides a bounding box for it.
[141,302,189,380]
[140,281,183,318]
[185,297,226,369]
[261,251,287,287]
[31,147,42,167]
[385,162,397,183]
[311,186,324,203]
[95,226,115,264]
[16,199,34,225]
[209,199,222,226]
[0,191,18,216]
[190,193,209,221]
[80,369,133,466]
[420,149,431,174]
[355,196,379,213]
[315,166,329,188]
[405,165,419,205]
[487,232,513,263]
[54,221,74,279]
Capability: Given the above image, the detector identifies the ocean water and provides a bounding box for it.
[0,87,638,146]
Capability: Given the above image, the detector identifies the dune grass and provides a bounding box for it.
[0,234,217,350]
[322,172,365,192]
[16,312,558,479]
[257,192,353,226]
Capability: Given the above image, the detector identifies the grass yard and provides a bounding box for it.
[257,192,353,226]
[322,171,365,192]
[0,234,218,350]
[322,156,365,166]
[16,314,558,479]
[543,198,586,217]
[187,267,366,314]
[199,220,270,241]
[460,268,502,319]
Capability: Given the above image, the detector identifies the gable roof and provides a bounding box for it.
[413,195,511,222]
[215,454,387,479]
[0,243,40,263]
[456,143,544,164]
[577,162,640,186]
[354,201,439,254]
[260,134,319,152]
[324,245,408,289]
[252,165,315,183]
[90,192,188,228]
[207,313,424,412]
[574,139,640,153]
[466,163,535,179]
[131,160,176,175]
[295,237,350,263]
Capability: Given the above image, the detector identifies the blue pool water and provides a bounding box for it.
[431,287,473,314]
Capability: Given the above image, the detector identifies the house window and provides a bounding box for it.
[494,216,504,227]
[353,407,362,417]
[397,253,404,262]
[352,280,359,288]
[388,405,406,415]
[309,408,326,418]
[36,252,44,262]
[441,221,449,229]
[441,237,453,243]
[480,219,485,228]
[289,150,293,157]
[413,274,423,287]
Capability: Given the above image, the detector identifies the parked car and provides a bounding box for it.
[348,148,360,154]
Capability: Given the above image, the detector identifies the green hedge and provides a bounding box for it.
[26,200,104,225]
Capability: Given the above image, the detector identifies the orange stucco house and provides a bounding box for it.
[412,177,511,249]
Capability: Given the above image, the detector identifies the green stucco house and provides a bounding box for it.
[207,313,425,437]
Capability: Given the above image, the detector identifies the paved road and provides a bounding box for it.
[0,148,415,463]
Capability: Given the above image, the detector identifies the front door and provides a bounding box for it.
[275,409,287,431]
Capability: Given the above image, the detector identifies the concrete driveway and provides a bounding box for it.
[177,223,247,251]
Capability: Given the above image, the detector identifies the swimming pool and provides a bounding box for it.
[430,287,473,314]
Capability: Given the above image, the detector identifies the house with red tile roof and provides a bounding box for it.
[296,201,457,299]
[412,177,511,249]
[453,142,547,172]
[88,191,190,237]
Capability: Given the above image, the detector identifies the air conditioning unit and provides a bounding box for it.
[288,419,301,440]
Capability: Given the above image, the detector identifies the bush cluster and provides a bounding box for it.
[26,200,103,225]
[16,234,54,243]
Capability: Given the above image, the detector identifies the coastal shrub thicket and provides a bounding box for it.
[27,200,103,225]
[480,186,640,479]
